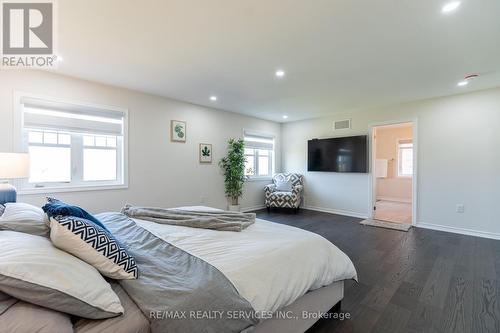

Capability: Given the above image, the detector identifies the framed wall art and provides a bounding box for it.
[170,120,186,142]
[199,143,212,163]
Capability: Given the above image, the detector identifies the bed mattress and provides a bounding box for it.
[0,206,357,333]
[133,206,357,314]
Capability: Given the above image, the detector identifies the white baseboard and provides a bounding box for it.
[376,196,412,204]
[241,204,266,212]
[303,205,369,219]
[416,222,500,240]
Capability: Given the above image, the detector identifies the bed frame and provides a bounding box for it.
[253,280,344,333]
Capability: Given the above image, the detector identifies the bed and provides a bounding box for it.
[0,205,357,333]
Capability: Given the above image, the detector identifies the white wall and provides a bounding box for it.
[0,71,280,213]
[282,87,500,238]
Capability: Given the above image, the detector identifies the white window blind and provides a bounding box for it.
[22,97,124,136]
[244,133,274,150]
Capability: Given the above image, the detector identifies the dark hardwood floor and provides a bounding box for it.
[254,208,500,333]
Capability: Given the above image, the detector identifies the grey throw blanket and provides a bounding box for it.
[97,213,258,333]
[121,205,255,232]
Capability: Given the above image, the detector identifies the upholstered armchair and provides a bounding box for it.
[264,173,304,212]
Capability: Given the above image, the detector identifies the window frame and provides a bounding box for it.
[397,138,413,178]
[243,130,275,181]
[13,91,129,194]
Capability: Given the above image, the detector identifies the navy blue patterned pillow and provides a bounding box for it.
[43,197,111,233]
[49,215,138,279]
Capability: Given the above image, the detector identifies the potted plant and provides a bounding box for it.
[219,138,246,212]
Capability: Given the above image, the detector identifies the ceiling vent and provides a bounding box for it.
[333,119,351,131]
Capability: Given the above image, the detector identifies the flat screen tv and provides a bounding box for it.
[308,135,368,173]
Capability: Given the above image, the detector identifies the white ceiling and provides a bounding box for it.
[53,0,500,122]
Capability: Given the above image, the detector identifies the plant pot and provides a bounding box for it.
[228,204,241,212]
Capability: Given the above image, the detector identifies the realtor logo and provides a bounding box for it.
[1,1,56,68]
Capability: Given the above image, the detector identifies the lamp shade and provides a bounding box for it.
[0,153,30,179]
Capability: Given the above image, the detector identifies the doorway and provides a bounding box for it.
[371,122,415,225]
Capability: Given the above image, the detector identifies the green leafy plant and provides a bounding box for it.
[219,138,246,205]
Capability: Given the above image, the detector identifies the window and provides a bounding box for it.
[398,139,413,177]
[28,130,71,183]
[83,135,118,181]
[18,96,127,192]
[244,132,275,179]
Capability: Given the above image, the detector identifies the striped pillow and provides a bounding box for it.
[49,215,138,280]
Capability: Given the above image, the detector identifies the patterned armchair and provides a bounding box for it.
[264,173,304,212]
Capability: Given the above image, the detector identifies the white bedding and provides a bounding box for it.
[134,206,357,313]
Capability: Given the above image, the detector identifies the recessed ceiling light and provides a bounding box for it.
[442,1,461,13]
[282,115,288,119]
[457,80,468,87]
[275,70,285,78]
[210,96,217,101]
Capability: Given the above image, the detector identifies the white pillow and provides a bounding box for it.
[0,203,49,236]
[275,178,293,192]
[49,215,138,280]
[0,231,124,319]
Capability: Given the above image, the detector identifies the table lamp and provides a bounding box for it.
[0,153,30,204]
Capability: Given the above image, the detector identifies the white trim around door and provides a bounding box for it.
[368,118,418,226]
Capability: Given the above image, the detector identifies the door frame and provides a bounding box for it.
[368,118,418,226]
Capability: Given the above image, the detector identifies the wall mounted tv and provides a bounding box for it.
[308,135,368,173]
